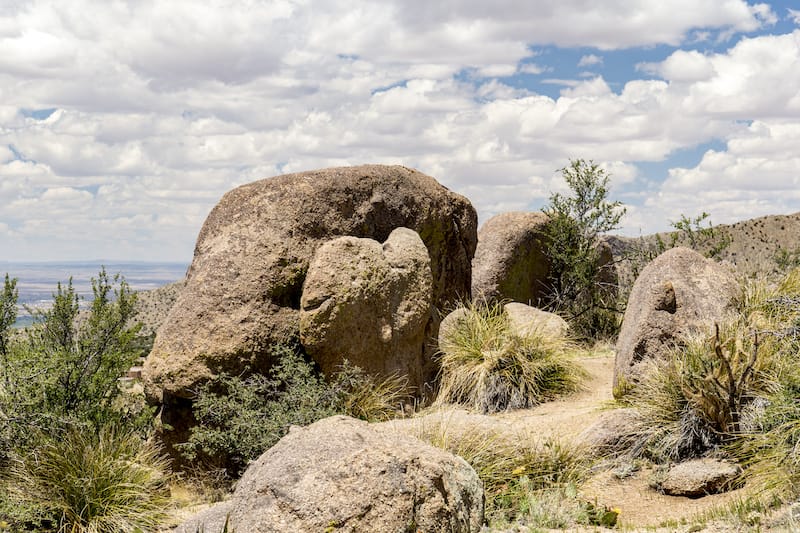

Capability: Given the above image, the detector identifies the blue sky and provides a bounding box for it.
[1,0,799,261]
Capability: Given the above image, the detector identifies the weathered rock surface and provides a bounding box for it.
[175,416,485,533]
[659,459,742,497]
[300,228,433,388]
[437,306,471,352]
[437,303,566,357]
[614,247,738,393]
[576,408,640,456]
[471,212,552,305]
[143,165,477,405]
[504,302,568,340]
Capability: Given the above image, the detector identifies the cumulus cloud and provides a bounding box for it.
[0,1,796,259]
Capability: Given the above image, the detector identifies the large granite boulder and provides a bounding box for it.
[300,228,433,388]
[143,165,477,406]
[471,212,552,305]
[614,247,739,394]
[175,416,485,533]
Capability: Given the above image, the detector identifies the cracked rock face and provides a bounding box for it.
[174,416,485,533]
[300,228,433,390]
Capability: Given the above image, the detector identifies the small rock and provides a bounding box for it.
[504,302,568,340]
[576,408,640,456]
[659,458,742,497]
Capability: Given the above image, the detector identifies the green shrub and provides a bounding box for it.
[181,344,408,476]
[435,301,585,413]
[541,158,626,340]
[4,426,170,533]
[0,269,151,458]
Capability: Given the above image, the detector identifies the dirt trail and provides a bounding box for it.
[383,349,754,531]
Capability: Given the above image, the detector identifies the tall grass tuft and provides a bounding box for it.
[409,416,590,519]
[625,269,800,468]
[626,323,777,462]
[5,426,170,533]
[435,301,585,413]
[335,362,410,422]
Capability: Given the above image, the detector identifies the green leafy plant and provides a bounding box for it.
[4,426,170,533]
[435,301,585,413]
[181,344,409,476]
[668,212,732,258]
[0,269,151,457]
[541,159,626,339]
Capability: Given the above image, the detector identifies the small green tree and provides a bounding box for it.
[542,159,626,339]
[0,268,148,454]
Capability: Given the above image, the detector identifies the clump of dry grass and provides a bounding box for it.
[408,415,590,520]
[435,301,586,414]
[624,269,800,477]
[5,426,171,533]
[337,366,410,422]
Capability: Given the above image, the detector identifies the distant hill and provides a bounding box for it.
[132,279,186,337]
[611,211,800,279]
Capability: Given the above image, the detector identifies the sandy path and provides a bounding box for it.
[381,349,756,531]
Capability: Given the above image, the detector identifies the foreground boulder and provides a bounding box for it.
[471,212,552,305]
[175,416,485,533]
[614,247,738,393]
[300,228,433,387]
[143,165,477,406]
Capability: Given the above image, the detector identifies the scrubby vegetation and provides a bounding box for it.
[6,427,170,533]
[541,159,626,339]
[620,267,800,511]
[0,270,165,532]
[435,301,585,413]
[180,344,409,476]
[410,418,618,528]
[5,165,800,531]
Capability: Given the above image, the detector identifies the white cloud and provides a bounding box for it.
[790,9,800,25]
[519,63,547,75]
[578,54,603,67]
[0,1,796,260]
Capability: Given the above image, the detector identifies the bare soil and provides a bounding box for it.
[385,348,769,532]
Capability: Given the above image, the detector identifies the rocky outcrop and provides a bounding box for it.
[614,247,739,394]
[175,416,485,533]
[504,302,568,340]
[143,165,477,407]
[658,459,742,497]
[300,228,433,388]
[471,212,552,305]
